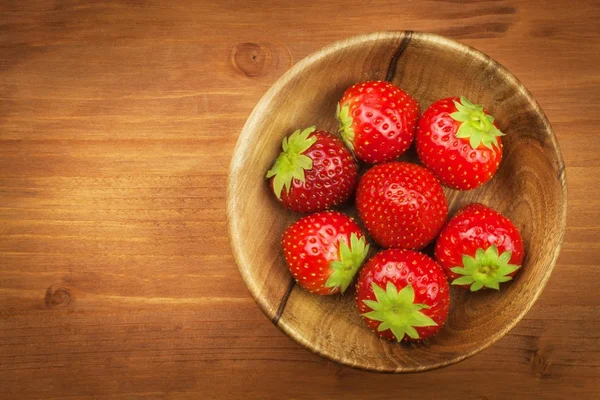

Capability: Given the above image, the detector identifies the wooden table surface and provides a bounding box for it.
[1,1,598,399]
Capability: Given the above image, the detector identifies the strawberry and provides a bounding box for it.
[355,162,448,249]
[415,96,504,190]
[267,126,358,213]
[356,249,450,342]
[282,211,370,295]
[336,80,420,164]
[434,203,525,291]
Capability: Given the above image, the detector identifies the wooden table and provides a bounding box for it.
[1,1,598,399]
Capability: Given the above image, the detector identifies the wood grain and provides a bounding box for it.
[1,0,599,398]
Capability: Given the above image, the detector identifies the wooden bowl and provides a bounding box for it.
[227,31,567,372]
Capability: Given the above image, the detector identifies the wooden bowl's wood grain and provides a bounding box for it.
[227,31,567,373]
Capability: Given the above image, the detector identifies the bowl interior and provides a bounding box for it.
[227,31,566,372]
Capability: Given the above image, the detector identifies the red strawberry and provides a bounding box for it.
[267,127,358,213]
[356,249,450,342]
[434,203,525,291]
[356,162,448,249]
[336,81,420,164]
[416,96,504,190]
[282,211,370,295]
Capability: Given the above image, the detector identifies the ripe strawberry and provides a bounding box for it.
[356,162,448,249]
[282,211,370,295]
[435,203,525,291]
[356,249,450,342]
[267,126,358,213]
[416,96,504,190]
[336,80,420,164]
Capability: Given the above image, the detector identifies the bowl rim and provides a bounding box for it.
[226,30,567,373]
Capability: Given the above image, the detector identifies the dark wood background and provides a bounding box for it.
[1,1,598,398]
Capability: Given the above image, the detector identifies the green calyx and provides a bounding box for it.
[336,103,355,151]
[362,282,437,341]
[451,245,520,292]
[325,233,369,294]
[266,126,317,199]
[450,96,505,150]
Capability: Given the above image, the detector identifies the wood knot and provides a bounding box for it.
[45,285,71,308]
[231,42,278,77]
[530,350,552,377]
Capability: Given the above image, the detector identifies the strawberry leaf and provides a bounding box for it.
[450,267,468,274]
[450,111,470,122]
[485,281,500,290]
[404,326,420,340]
[497,250,512,267]
[462,255,477,270]
[409,311,438,327]
[449,96,505,150]
[336,103,356,151]
[485,245,499,260]
[450,245,521,291]
[362,300,380,309]
[497,263,520,276]
[324,233,369,293]
[361,282,437,342]
[266,127,317,199]
[469,130,483,149]
[452,276,475,285]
